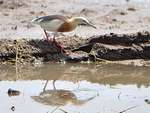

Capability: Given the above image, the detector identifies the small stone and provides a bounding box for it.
[145,99,150,104]
[120,12,126,15]
[112,18,117,22]
[3,13,9,16]
[11,25,17,30]
[30,11,35,14]
[0,0,3,5]
[127,7,136,11]
[11,106,15,111]
[8,88,20,97]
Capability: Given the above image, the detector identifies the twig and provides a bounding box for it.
[119,105,139,113]
[15,40,19,79]
[117,92,122,100]
[59,108,68,113]
[43,80,49,92]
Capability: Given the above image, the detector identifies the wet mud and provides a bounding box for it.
[0,31,150,65]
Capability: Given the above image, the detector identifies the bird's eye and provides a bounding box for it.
[80,23,87,26]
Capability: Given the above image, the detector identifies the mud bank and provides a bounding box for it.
[0,31,150,66]
[89,31,150,60]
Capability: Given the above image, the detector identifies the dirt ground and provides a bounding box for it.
[1,0,150,39]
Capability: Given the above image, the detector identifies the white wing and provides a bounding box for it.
[40,19,64,32]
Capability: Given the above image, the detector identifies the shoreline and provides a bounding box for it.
[0,31,150,66]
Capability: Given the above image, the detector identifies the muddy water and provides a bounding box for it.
[0,63,150,113]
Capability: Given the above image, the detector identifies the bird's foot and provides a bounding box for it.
[45,35,68,55]
[45,35,54,43]
[54,41,67,55]
[46,37,53,43]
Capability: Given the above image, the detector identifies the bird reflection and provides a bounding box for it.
[31,80,95,106]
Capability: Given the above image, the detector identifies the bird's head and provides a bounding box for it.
[31,17,41,24]
[70,17,97,29]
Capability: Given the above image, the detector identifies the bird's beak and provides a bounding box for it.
[88,22,97,29]
[31,18,38,24]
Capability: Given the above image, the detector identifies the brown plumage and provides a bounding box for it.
[57,21,76,32]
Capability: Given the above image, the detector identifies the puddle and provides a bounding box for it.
[0,63,150,113]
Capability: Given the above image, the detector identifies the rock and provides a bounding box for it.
[8,88,20,97]
[0,0,3,5]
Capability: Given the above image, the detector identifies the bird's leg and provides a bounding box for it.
[52,33,66,54]
[43,29,49,41]
[43,80,49,92]
[52,33,56,43]
[52,80,56,90]
[43,31,67,54]
[44,29,53,42]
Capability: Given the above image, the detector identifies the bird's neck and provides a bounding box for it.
[66,18,78,30]
[57,18,77,32]
[67,18,78,26]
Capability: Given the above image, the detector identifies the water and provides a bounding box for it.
[0,63,150,113]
